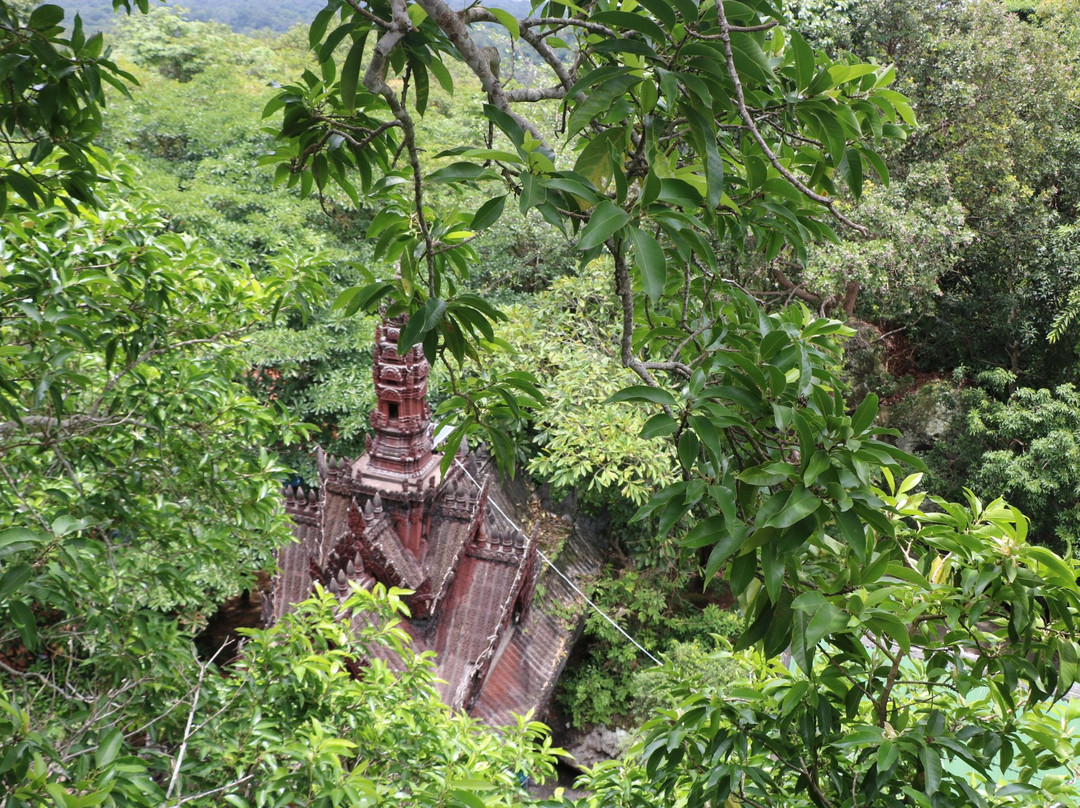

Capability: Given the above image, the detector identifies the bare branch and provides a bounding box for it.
[519,16,618,38]
[362,1,437,293]
[505,85,568,102]
[416,0,552,149]
[342,0,391,28]
[611,244,676,416]
[463,9,582,100]
[0,657,89,702]
[0,414,143,439]
[165,643,229,803]
[686,19,779,39]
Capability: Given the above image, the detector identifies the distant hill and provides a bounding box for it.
[63,0,323,33]
[65,0,533,34]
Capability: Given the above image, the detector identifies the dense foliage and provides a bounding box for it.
[4,0,1080,807]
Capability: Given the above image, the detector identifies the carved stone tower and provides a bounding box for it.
[353,317,441,557]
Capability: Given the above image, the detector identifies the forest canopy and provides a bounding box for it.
[3,1,1080,807]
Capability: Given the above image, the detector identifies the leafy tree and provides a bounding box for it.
[926,379,1080,552]
[257,2,1080,806]
[575,479,1080,808]
[849,0,1078,382]
[485,261,676,508]
[265,0,915,469]
[0,4,563,807]
[765,162,971,319]
[0,0,134,206]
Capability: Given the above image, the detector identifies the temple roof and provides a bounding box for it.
[270,318,605,722]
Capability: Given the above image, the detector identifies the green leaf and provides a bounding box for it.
[0,563,33,600]
[861,146,890,186]
[685,107,724,209]
[448,789,487,808]
[519,172,546,213]
[400,298,448,350]
[590,10,667,43]
[877,89,916,126]
[308,4,335,48]
[804,602,847,647]
[334,281,395,317]
[683,515,726,549]
[339,36,367,113]
[729,33,775,85]
[677,430,699,468]
[320,21,359,62]
[9,600,37,651]
[835,509,868,564]
[703,530,746,582]
[762,485,821,529]
[790,30,815,91]
[850,393,879,434]
[96,728,123,769]
[574,129,622,191]
[640,412,678,438]
[802,449,831,486]
[631,228,667,303]
[489,7,520,40]
[920,745,941,796]
[427,162,487,183]
[471,195,506,231]
[428,56,454,94]
[840,147,863,200]
[0,528,46,560]
[635,0,676,28]
[482,103,525,148]
[29,4,64,30]
[605,385,676,407]
[567,73,642,135]
[577,200,631,251]
[739,461,797,487]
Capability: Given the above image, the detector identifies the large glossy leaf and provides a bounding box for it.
[631,227,667,303]
[577,200,631,251]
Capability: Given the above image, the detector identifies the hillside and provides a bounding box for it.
[65,0,531,33]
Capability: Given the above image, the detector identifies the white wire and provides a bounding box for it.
[451,458,663,668]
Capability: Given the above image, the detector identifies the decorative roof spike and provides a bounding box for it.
[373,492,383,513]
[363,498,374,520]
[354,550,364,570]
[346,559,356,577]
[336,568,347,590]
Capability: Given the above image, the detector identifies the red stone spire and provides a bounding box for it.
[353,316,442,557]
[366,317,438,478]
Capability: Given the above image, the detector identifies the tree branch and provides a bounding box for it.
[362,1,436,293]
[416,0,551,149]
[715,3,867,235]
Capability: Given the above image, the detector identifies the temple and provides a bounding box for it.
[269,317,601,723]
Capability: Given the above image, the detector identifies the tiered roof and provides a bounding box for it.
[270,318,603,721]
